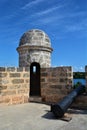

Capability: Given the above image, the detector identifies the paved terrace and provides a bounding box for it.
[0,103,87,130]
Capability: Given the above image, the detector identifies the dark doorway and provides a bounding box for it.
[30,62,41,96]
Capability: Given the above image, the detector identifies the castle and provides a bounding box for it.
[0,29,87,108]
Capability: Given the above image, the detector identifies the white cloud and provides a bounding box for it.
[65,24,83,32]
[21,0,44,10]
[64,15,87,33]
[29,5,66,25]
[33,5,64,16]
[67,11,87,18]
[34,16,58,25]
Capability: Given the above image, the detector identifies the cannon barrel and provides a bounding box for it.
[51,85,85,118]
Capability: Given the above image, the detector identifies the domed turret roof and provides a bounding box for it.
[19,29,51,47]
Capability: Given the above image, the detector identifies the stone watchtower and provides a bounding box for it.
[17,29,53,68]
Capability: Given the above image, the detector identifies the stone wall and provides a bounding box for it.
[85,66,87,91]
[0,66,73,105]
[0,67,29,105]
[0,66,87,108]
[41,66,73,103]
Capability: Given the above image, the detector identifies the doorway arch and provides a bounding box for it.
[30,62,41,96]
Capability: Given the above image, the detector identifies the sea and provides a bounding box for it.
[73,79,86,85]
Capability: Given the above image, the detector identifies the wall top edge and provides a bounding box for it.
[0,67,30,72]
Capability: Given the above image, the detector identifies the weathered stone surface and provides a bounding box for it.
[0,67,30,105]
[59,79,65,82]
[85,66,87,91]
[12,96,23,104]
[10,73,20,77]
[23,73,29,77]
[17,29,52,68]
[40,66,73,104]
[25,67,30,71]
[41,78,45,82]
[50,85,62,89]
[3,96,11,103]
[25,79,29,83]
[0,67,5,71]
[17,89,25,94]
[0,80,2,85]
[17,89,29,94]
[9,85,21,89]
[12,79,24,84]
[0,79,9,84]
[24,96,29,103]
[0,85,7,90]
[41,73,48,76]
[0,73,7,77]
[12,96,22,102]
[41,68,47,72]
[1,90,16,96]
[21,84,29,88]
[48,78,58,82]
[17,67,23,72]
[7,67,15,72]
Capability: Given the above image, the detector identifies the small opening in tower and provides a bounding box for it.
[33,66,36,73]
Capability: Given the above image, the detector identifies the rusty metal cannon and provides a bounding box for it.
[51,85,85,118]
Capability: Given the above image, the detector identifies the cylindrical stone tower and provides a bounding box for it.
[17,29,53,68]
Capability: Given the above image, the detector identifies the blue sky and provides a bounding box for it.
[0,0,87,71]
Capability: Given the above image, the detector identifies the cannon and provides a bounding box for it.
[51,85,85,118]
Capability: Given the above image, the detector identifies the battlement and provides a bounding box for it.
[0,66,73,105]
[0,67,29,72]
[85,66,87,89]
[0,67,30,105]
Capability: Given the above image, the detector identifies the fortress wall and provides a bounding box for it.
[0,66,87,108]
[41,66,73,103]
[0,67,29,105]
[0,66,73,105]
[85,66,87,89]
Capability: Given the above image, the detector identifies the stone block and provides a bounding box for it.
[10,73,20,77]
[3,96,11,103]
[0,73,7,77]
[9,85,21,89]
[12,96,22,102]
[0,85,7,90]
[41,83,49,88]
[17,89,25,94]
[50,85,62,89]
[12,96,23,104]
[59,78,66,82]
[7,67,15,72]
[0,96,3,103]
[0,67,5,71]
[24,96,29,103]
[23,73,29,77]
[25,67,30,71]
[48,78,58,83]
[22,84,29,89]
[41,73,48,77]
[41,78,45,82]
[1,90,16,96]
[25,79,29,83]
[0,79,9,84]
[17,67,23,72]
[0,80,2,85]
[51,73,57,77]
[12,79,24,84]
[41,68,47,72]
